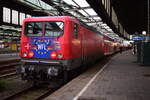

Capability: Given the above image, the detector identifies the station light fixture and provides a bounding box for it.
[87,23,97,26]
[72,0,90,7]
[103,26,110,29]
[142,31,146,35]
[107,28,113,32]
[84,8,97,16]
[100,23,107,26]
[63,0,77,7]
[93,17,102,21]
[78,10,89,16]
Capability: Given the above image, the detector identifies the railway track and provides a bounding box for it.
[0,59,20,78]
[3,84,61,100]
[0,72,17,79]
[0,56,112,100]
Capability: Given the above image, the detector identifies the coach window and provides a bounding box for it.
[74,24,78,38]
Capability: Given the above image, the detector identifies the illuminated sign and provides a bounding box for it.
[132,36,145,41]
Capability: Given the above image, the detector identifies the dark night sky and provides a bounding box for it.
[112,0,148,35]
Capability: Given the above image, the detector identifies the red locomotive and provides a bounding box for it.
[19,16,119,83]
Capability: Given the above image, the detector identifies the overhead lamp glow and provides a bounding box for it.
[100,23,107,26]
[93,17,102,20]
[142,31,146,35]
[81,19,88,22]
[26,14,31,18]
[84,8,97,16]
[72,0,90,7]
[63,0,77,6]
[69,11,81,17]
[107,28,113,32]
[97,22,103,25]
[78,10,89,16]
[87,23,97,26]
[103,26,110,29]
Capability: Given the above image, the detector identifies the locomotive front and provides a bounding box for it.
[19,17,68,82]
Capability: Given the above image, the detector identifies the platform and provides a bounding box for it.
[44,50,150,100]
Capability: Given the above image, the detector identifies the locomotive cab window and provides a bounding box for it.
[25,22,42,36]
[45,22,64,37]
[24,21,64,37]
[74,24,78,38]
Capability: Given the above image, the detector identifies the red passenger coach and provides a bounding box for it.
[103,35,115,55]
[19,16,105,83]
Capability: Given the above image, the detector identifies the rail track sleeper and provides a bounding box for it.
[3,86,60,100]
[0,59,20,64]
[0,72,17,79]
[0,63,20,68]
[3,87,34,100]
[0,69,16,75]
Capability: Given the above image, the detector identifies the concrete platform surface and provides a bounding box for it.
[45,50,150,100]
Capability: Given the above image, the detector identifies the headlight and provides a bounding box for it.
[22,52,28,57]
[50,52,57,59]
[57,53,63,59]
[28,51,34,58]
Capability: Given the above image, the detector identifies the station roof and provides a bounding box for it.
[112,0,147,35]
[37,0,148,35]
[1,0,148,40]
[86,0,148,35]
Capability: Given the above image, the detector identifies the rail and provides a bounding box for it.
[0,59,20,78]
[3,84,61,100]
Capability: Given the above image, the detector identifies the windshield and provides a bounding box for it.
[24,21,64,37]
